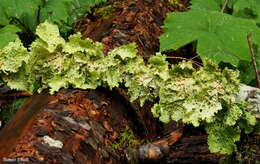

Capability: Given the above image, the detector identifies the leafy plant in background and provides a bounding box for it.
[0,25,21,49]
[0,97,28,124]
[0,0,258,156]
[0,0,108,125]
[190,0,260,25]
[160,0,260,85]
[0,21,257,154]
[0,0,107,48]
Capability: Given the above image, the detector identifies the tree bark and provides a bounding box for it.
[1,0,259,163]
[0,89,224,164]
[0,89,148,163]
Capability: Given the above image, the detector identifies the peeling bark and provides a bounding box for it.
[1,0,259,163]
[75,0,178,140]
[237,84,260,118]
[0,89,146,163]
[0,89,224,164]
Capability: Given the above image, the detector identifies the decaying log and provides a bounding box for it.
[166,135,222,163]
[127,129,183,162]
[0,87,258,164]
[75,0,183,56]
[0,89,148,163]
[0,89,223,164]
[0,0,259,163]
[75,0,188,141]
[0,93,52,161]
[0,87,31,127]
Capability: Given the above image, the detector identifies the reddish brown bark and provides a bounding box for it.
[0,89,147,163]
[0,0,228,163]
[75,0,177,140]
[0,89,224,164]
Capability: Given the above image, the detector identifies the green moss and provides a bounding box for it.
[1,97,28,124]
[93,4,116,19]
[168,0,184,8]
[110,126,141,151]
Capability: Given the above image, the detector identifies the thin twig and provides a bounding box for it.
[221,0,228,13]
[142,55,202,67]
[247,33,260,88]
[165,56,203,67]
[190,55,199,60]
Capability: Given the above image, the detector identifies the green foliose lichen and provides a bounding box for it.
[152,60,240,126]
[0,21,256,155]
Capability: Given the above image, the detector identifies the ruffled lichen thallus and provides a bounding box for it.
[0,21,256,155]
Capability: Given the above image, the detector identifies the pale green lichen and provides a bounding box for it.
[0,39,28,73]
[152,60,241,126]
[0,21,256,155]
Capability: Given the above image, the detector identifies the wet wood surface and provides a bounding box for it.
[0,89,146,163]
[0,89,224,164]
[0,93,52,160]
[2,0,258,163]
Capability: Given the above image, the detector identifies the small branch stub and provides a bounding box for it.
[221,0,228,13]
[247,33,260,88]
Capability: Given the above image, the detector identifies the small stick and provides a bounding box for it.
[165,56,203,67]
[247,33,260,88]
[221,0,228,13]
[142,56,202,67]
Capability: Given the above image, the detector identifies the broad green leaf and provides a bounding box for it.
[160,11,260,66]
[68,0,106,25]
[0,7,9,26]
[189,0,260,25]
[0,25,21,48]
[40,0,107,33]
[190,0,221,11]
[0,0,107,36]
[233,0,260,25]
[190,0,240,12]
[0,0,41,19]
[3,67,34,92]
[238,60,256,84]
[0,0,42,31]
[40,0,73,25]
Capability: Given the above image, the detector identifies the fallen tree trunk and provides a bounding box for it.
[1,85,259,163]
[0,89,223,163]
[0,0,259,163]
[0,89,149,163]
